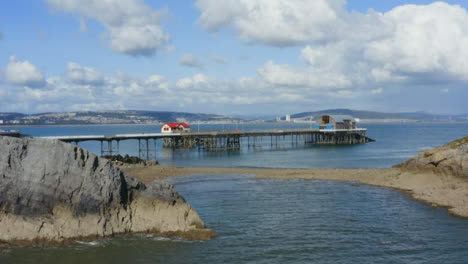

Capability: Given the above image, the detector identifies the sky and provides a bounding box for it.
[0,0,467,116]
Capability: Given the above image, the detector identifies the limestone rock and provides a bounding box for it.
[0,136,214,244]
[394,136,468,178]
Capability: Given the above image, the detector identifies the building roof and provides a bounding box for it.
[163,122,190,128]
[320,115,355,123]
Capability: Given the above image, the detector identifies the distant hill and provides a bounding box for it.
[1,109,466,126]
[0,110,242,125]
[0,113,27,121]
[288,109,467,122]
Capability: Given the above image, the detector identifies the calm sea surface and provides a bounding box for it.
[1,122,468,263]
[6,122,468,168]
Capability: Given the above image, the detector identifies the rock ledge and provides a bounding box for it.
[394,136,468,178]
[0,136,214,244]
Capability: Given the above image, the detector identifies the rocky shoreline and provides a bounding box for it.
[0,136,214,245]
[1,135,466,244]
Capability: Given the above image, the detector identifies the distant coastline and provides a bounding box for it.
[1,109,466,126]
[1,119,466,128]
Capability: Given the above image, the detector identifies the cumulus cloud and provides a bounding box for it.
[1,58,316,113]
[145,74,165,85]
[5,56,46,88]
[196,0,346,46]
[176,73,209,89]
[1,60,464,114]
[363,3,468,82]
[197,1,468,91]
[46,0,170,56]
[6,1,468,114]
[3,68,170,112]
[179,53,204,69]
[67,62,105,85]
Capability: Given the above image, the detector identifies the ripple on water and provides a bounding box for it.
[2,174,468,264]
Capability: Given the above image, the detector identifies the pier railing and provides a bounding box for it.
[38,128,374,160]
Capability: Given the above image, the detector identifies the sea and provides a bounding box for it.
[1,122,468,263]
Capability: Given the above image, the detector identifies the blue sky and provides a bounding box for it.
[0,0,467,115]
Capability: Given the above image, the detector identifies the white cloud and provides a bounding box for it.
[179,53,204,69]
[176,73,209,89]
[5,56,45,88]
[46,0,170,56]
[196,0,346,46]
[145,74,165,85]
[197,1,468,90]
[66,62,105,85]
[364,2,468,81]
[5,69,169,112]
[0,61,462,114]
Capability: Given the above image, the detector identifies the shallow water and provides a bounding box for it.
[3,174,468,264]
[2,122,468,263]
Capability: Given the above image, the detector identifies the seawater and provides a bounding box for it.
[1,122,468,263]
[7,122,468,168]
[3,174,468,264]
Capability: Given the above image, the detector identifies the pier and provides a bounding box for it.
[0,130,21,137]
[40,128,374,160]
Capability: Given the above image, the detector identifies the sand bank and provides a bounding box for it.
[122,165,468,218]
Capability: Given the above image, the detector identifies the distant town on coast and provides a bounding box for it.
[0,109,467,126]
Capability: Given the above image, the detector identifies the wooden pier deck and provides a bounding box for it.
[39,128,374,159]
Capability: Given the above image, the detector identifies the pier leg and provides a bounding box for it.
[107,140,112,156]
[146,139,149,161]
[154,138,157,159]
[138,139,141,159]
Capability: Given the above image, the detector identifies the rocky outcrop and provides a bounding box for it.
[0,136,214,244]
[395,136,468,178]
[103,154,159,167]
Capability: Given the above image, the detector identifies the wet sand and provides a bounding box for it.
[122,165,468,218]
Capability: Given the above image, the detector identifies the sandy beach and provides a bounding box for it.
[122,165,468,218]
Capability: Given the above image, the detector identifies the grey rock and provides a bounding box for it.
[0,136,140,216]
[394,136,468,178]
[0,136,211,243]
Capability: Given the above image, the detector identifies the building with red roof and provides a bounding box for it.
[161,122,191,133]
